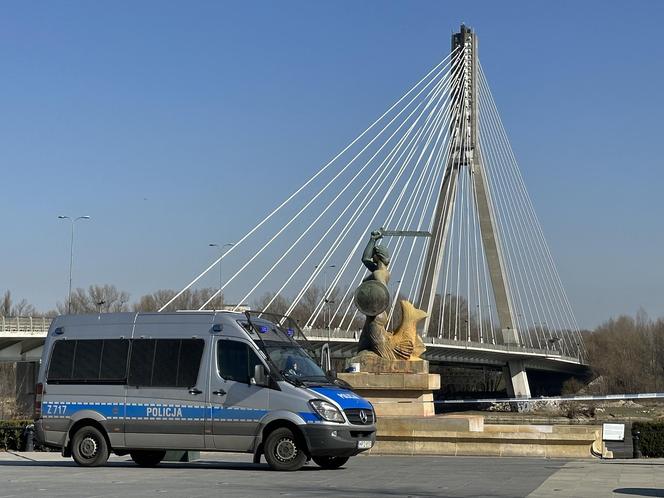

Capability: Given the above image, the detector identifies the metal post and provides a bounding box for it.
[58,215,91,314]
[209,243,234,309]
[68,221,74,313]
[632,430,642,459]
[316,264,335,371]
[23,424,35,451]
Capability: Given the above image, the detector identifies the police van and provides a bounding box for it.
[34,310,376,471]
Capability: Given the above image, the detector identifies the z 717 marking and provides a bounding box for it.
[46,404,67,416]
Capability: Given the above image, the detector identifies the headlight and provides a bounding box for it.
[309,399,344,423]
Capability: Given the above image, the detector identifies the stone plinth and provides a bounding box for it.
[338,371,440,417]
[347,351,429,374]
[368,417,600,458]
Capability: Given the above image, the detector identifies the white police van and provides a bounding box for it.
[34,311,376,471]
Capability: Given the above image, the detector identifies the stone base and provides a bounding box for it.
[337,371,440,417]
[346,350,429,374]
[368,416,600,458]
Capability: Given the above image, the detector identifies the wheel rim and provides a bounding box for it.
[79,434,98,459]
[274,437,297,462]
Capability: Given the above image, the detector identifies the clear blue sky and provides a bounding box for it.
[1,1,662,328]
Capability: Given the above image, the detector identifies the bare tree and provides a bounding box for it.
[134,288,219,312]
[290,285,342,329]
[252,292,289,316]
[0,290,37,317]
[427,293,470,340]
[57,285,130,314]
[584,311,660,394]
[1,291,10,316]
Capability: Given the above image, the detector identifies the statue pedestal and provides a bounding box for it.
[338,371,440,417]
[339,351,440,417]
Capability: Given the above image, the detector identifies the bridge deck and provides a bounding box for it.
[304,329,586,374]
[0,318,586,374]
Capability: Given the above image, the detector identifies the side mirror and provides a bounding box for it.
[326,369,337,379]
[252,364,269,387]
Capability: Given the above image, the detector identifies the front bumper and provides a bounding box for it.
[300,424,376,457]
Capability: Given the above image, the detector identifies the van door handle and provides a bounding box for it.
[189,387,203,395]
[212,389,226,396]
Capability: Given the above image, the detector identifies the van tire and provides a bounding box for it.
[312,456,349,469]
[71,425,110,467]
[130,450,166,467]
[263,427,307,471]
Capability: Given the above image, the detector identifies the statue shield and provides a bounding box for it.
[354,280,390,317]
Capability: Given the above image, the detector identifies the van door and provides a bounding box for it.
[209,338,269,452]
[124,338,208,449]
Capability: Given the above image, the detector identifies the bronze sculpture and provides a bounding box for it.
[354,230,426,360]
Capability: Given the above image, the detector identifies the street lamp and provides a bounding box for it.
[315,264,336,372]
[209,243,234,309]
[315,264,336,329]
[58,215,91,314]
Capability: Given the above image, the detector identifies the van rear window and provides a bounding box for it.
[47,339,129,384]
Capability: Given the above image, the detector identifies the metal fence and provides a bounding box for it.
[0,316,51,336]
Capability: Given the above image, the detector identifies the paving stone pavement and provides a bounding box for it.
[529,459,664,498]
[0,452,662,497]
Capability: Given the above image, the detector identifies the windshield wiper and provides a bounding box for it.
[279,370,305,387]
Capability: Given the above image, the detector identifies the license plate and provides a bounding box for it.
[357,440,373,449]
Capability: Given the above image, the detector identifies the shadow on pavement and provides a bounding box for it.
[0,459,336,472]
[614,489,664,497]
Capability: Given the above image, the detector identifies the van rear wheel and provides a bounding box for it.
[312,456,349,469]
[130,450,166,467]
[264,427,307,471]
[71,426,109,467]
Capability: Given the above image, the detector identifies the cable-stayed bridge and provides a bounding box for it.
[1,25,586,398]
[157,25,586,396]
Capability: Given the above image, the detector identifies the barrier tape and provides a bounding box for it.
[369,392,664,404]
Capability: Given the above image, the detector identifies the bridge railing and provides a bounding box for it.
[1,318,583,364]
[304,328,584,364]
[0,316,51,336]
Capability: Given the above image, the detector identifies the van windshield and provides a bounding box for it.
[242,311,330,385]
[263,341,327,383]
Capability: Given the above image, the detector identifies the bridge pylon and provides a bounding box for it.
[416,24,530,397]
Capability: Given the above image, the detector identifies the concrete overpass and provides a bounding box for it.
[0,316,48,362]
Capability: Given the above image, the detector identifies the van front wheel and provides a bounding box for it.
[264,427,307,471]
[313,456,349,469]
[71,426,109,467]
[130,450,166,467]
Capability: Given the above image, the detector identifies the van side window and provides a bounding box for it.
[47,339,129,384]
[128,339,156,386]
[178,339,205,387]
[100,338,131,380]
[217,340,262,384]
[128,338,204,388]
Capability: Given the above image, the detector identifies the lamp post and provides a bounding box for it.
[315,264,336,372]
[58,215,91,314]
[209,243,234,309]
[315,264,336,330]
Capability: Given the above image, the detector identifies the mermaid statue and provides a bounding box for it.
[355,230,426,361]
